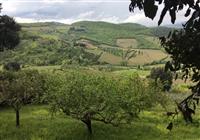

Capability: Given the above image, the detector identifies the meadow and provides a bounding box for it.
[1,102,200,140]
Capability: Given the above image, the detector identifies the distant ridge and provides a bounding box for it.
[20,20,178,29]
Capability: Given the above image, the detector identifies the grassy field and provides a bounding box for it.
[0,103,200,140]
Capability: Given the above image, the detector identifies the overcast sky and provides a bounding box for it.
[0,0,188,26]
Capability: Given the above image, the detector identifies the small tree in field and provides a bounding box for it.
[148,67,173,92]
[0,70,45,127]
[121,49,137,66]
[46,71,160,134]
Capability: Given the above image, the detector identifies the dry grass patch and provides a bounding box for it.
[99,52,122,65]
[128,49,168,65]
[116,38,138,48]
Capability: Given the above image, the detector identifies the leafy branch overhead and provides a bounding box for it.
[129,0,200,25]
[129,0,200,127]
[0,3,2,13]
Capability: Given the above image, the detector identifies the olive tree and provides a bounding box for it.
[0,70,45,127]
[46,71,160,134]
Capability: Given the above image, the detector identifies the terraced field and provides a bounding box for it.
[83,38,168,65]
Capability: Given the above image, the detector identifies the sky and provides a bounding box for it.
[0,0,188,26]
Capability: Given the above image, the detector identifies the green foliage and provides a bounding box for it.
[0,70,45,127]
[99,47,123,57]
[151,27,174,37]
[0,15,21,51]
[121,49,137,66]
[45,71,160,134]
[148,67,173,92]
[1,102,200,140]
[161,27,200,123]
[70,21,162,48]
[0,37,100,66]
[130,0,200,125]
[0,21,169,66]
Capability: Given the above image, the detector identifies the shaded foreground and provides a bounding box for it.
[0,105,200,140]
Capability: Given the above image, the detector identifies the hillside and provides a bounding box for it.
[0,21,173,66]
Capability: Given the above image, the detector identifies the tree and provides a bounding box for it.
[148,67,173,92]
[46,71,159,135]
[121,49,137,66]
[0,70,45,127]
[129,0,200,123]
[161,24,200,123]
[0,4,21,51]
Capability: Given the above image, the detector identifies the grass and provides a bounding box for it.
[113,69,150,77]
[1,104,200,140]
[23,65,61,72]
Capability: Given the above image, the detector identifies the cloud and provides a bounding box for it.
[77,11,94,19]
[124,14,145,23]
[14,17,38,23]
[0,0,188,26]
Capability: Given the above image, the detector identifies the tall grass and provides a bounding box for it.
[0,105,200,140]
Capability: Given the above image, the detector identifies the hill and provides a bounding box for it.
[0,21,173,66]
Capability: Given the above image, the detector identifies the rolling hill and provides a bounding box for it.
[0,21,173,66]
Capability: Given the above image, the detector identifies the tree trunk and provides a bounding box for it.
[86,119,92,134]
[16,109,20,127]
[82,118,92,134]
